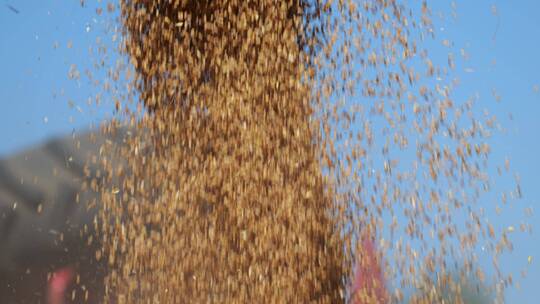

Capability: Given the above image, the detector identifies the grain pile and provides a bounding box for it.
[90,1,522,303]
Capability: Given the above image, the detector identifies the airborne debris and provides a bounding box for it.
[5,4,20,14]
[83,1,525,303]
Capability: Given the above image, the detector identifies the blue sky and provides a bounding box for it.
[1,1,538,302]
[0,0,116,156]
[428,2,539,302]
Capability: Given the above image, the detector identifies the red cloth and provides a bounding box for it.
[351,237,388,304]
[47,266,74,304]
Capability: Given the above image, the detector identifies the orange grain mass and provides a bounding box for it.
[89,1,521,303]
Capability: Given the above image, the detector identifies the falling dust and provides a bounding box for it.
[75,1,530,303]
